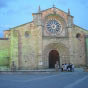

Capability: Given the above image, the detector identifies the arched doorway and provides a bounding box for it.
[49,50,60,68]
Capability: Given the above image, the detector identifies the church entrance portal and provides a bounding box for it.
[49,50,60,68]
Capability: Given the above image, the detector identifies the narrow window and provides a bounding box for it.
[25,31,29,38]
[76,33,81,38]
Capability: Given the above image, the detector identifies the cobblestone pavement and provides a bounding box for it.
[0,71,88,88]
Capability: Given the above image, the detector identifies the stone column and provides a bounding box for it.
[85,36,88,67]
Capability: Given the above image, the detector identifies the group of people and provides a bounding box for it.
[54,61,75,72]
[61,63,74,72]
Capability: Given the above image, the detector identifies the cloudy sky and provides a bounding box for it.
[0,0,88,37]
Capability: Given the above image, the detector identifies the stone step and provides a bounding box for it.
[0,69,58,74]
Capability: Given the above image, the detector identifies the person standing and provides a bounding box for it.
[67,63,71,72]
[64,63,67,71]
[72,64,74,72]
[55,61,59,72]
[61,64,64,72]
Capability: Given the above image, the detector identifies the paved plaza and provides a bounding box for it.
[0,70,88,88]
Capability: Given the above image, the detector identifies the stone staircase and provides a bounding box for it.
[0,69,58,74]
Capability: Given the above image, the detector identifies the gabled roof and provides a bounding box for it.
[5,7,74,32]
[73,24,88,33]
[33,7,73,17]
[4,21,33,31]
[0,38,8,40]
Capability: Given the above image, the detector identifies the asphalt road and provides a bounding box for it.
[0,72,88,88]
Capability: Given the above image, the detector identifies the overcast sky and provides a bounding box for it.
[0,0,88,37]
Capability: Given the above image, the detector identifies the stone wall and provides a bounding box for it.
[0,39,10,70]
[10,22,43,70]
[69,25,88,67]
[10,30,19,70]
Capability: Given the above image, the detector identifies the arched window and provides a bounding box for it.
[76,33,81,38]
[25,31,29,38]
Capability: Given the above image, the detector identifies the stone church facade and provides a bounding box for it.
[0,6,88,70]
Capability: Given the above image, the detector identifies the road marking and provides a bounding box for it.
[0,74,59,82]
[64,76,88,88]
[21,74,59,82]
